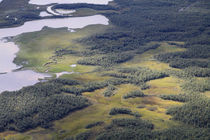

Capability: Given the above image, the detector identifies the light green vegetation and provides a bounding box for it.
[14,25,110,73]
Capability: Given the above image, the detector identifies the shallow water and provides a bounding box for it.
[39,11,53,17]
[0,15,109,92]
[70,64,77,68]
[56,71,74,78]
[29,0,113,5]
[0,70,50,92]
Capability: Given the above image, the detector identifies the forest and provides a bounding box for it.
[0,0,210,139]
[0,79,90,132]
[73,0,210,138]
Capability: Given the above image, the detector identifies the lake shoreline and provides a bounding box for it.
[0,15,109,92]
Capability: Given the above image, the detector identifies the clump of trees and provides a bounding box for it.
[64,131,92,140]
[75,131,92,140]
[109,108,132,115]
[54,48,78,57]
[165,68,210,79]
[169,59,210,69]
[167,99,210,128]
[182,78,210,92]
[0,81,90,132]
[96,118,154,140]
[96,117,210,140]
[140,83,151,90]
[85,121,104,129]
[103,85,117,97]
[111,118,154,130]
[60,70,162,97]
[77,53,133,67]
[109,108,141,117]
[183,67,210,77]
[123,90,145,99]
[160,93,191,102]
[50,78,80,85]
[52,3,117,11]
[105,67,168,86]
[64,137,74,140]
[154,126,210,140]
[62,81,108,95]
[155,45,210,69]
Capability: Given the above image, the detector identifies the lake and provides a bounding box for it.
[0,70,50,92]
[0,15,109,38]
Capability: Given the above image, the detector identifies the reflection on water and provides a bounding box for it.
[29,0,113,5]
[0,70,50,92]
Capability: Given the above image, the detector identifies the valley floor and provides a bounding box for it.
[0,0,210,139]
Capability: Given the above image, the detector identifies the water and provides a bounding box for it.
[0,15,109,38]
[39,11,53,17]
[0,15,109,92]
[55,71,74,78]
[29,0,113,5]
[0,70,50,92]
[0,40,19,72]
[70,64,77,68]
